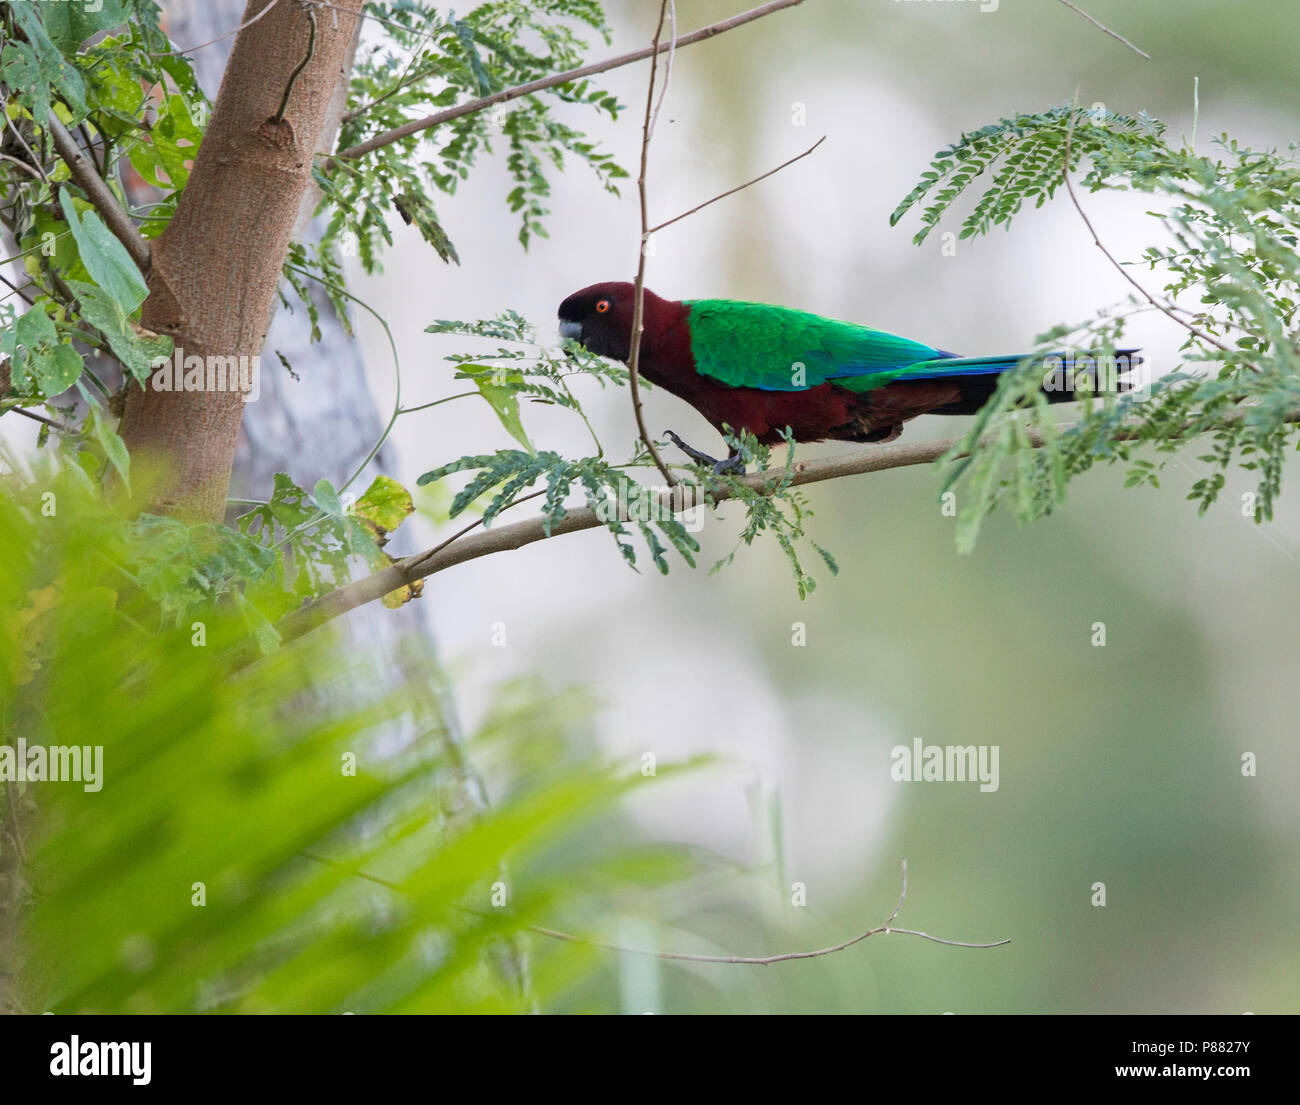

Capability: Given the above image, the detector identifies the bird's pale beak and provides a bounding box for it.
[558,320,583,342]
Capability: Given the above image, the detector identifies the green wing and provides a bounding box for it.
[683,299,946,393]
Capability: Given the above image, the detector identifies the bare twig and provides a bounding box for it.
[648,135,826,235]
[327,0,806,165]
[0,151,47,185]
[1,111,49,185]
[273,3,319,125]
[628,7,825,487]
[46,116,151,273]
[151,0,282,57]
[6,406,76,434]
[531,859,1009,963]
[628,1,679,489]
[1062,110,1233,357]
[307,855,1010,967]
[0,270,36,306]
[1055,0,1150,59]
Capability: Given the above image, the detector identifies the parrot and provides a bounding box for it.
[557,281,1139,471]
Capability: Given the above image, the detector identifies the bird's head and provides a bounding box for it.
[557,281,672,362]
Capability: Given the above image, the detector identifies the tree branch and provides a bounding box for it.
[272,2,317,125]
[533,859,1010,964]
[648,135,826,236]
[237,431,975,667]
[312,855,1010,967]
[326,0,806,166]
[1062,109,1234,358]
[5,406,76,434]
[628,0,679,489]
[1055,0,1150,59]
[47,115,152,273]
[229,398,1300,672]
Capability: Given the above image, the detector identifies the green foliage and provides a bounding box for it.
[890,105,1162,246]
[892,103,1300,548]
[420,448,701,573]
[417,318,839,594]
[323,0,627,267]
[0,466,707,1013]
[0,1,197,414]
[708,431,840,600]
[0,0,625,452]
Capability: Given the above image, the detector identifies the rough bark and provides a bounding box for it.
[157,0,506,984]
[119,0,365,519]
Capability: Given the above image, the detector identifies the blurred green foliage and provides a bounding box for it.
[0,464,706,1012]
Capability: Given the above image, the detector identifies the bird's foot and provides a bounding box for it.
[663,430,747,476]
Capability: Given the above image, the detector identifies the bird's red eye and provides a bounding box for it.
[595,299,611,314]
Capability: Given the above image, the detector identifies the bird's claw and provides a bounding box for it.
[662,430,746,476]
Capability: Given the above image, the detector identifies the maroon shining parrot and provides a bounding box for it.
[557,281,1138,471]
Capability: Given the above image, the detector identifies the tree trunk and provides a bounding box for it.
[157,0,518,996]
[119,0,365,519]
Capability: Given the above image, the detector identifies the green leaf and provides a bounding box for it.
[350,475,415,535]
[59,191,148,311]
[32,342,84,396]
[6,4,87,121]
[87,404,130,491]
[453,21,494,96]
[136,92,203,191]
[0,43,54,125]
[474,375,534,453]
[33,0,131,50]
[6,302,83,396]
[232,589,281,656]
[311,478,345,519]
[392,190,460,265]
[67,280,170,382]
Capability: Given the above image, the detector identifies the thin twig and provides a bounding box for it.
[628,1,679,489]
[0,270,36,307]
[420,488,548,561]
[1,112,49,185]
[1062,109,1233,357]
[6,407,76,434]
[0,151,47,185]
[46,116,151,272]
[1055,0,1150,59]
[305,855,1009,967]
[648,135,826,235]
[151,0,282,57]
[273,3,319,125]
[327,0,806,165]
